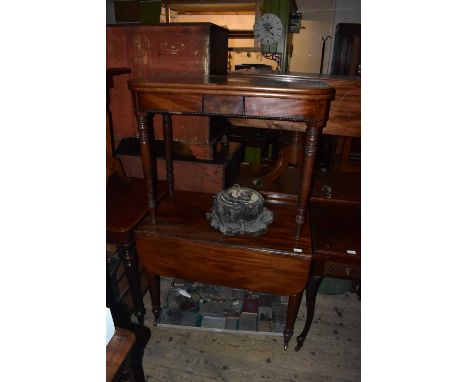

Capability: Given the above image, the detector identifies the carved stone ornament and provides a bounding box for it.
[206,185,274,236]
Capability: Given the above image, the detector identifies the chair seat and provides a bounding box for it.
[107,177,167,245]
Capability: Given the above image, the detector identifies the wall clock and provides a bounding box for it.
[253,13,284,45]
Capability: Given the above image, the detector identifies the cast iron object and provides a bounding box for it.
[206,185,274,236]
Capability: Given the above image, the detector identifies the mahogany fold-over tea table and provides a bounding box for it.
[128,74,335,350]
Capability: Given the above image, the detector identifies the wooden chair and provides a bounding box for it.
[107,176,150,324]
[106,67,147,325]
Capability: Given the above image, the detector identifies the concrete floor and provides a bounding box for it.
[139,277,361,382]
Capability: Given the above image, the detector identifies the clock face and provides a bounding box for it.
[253,13,283,45]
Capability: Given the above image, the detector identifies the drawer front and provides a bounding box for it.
[203,95,244,114]
[245,97,317,119]
[320,260,360,280]
[137,93,202,113]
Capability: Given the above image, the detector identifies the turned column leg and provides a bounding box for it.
[162,113,174,197]
[295,125,322,239]
[137,112,157,224]
[118,243,146,325]
[146,271,161,326]
[283,291,303,351]
[295,275,323,351]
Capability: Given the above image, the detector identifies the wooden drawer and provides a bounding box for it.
[319,260,360,280]
[137,93,202,113]
[203,95,243,114]
[244,97,317,119]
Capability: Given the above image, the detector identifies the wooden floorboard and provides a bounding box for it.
[140,277,360,381]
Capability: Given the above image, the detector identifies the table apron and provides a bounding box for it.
[135,92,330,123]
[136,236,311,295]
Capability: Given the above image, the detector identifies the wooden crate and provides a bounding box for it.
[107,23,228,140]
[117,140,243,194]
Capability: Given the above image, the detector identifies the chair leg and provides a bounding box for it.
[146,271,161,326]
[283,291,303,351]
[118,243,146,325]
[295,276,323,351]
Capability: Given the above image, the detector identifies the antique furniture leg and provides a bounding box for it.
[283,291,304,350]
[146,271,161,325]
[162,113,174,196]
[253,144,292,186]
[137,112,158,224]
[295,275,323,351]
[253,131,304,186]
[295,125,322,239]
[118,243,146,325]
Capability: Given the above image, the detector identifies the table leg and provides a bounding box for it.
[295,275,323,351]
[136,112,157,224]
[295,125,322,239]
[146,271,161,326]
[283,291,303,350]
[118,243,146,325]
[162,113,174,196]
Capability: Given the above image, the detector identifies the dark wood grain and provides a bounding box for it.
[106,178,167,245]
[244,97,318,120]
[136,190,311,257]
[129,74,334,100]
[138,93,202,113]
[203,95,243,114]
[229,72,360,138]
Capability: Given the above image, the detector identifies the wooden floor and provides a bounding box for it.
[139,277,361,382]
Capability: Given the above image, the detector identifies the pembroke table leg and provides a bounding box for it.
[137,112,158,224]
[295,276,323,351]
[146,271,161,326]
[283,292,303,350]
[119,242,146,325]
